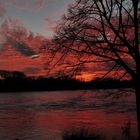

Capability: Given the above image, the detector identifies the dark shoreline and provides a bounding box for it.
[0,70,134,92]
[0,77,133,92]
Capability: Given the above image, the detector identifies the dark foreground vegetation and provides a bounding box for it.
[0,70,133,92]
[63,129,104,140]
[62,121,138,140]
[62,131,138,140]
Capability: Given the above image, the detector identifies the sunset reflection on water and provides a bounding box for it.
[0,89,137,140]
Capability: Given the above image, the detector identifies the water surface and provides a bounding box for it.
[0,89,137,140]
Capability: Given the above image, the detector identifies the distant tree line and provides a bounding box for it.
[0,70,133,92]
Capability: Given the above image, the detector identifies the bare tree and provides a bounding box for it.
[52,0,140,138]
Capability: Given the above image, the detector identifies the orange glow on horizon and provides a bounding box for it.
[74,72,101,82]
[74,70,130,82]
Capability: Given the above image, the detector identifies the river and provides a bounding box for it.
[0,89,138,140]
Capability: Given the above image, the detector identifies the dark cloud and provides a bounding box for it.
[13,42,37,56]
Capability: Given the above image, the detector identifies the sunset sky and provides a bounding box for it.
[0,0,80,79]
[0,0,131,81]
[0,0,104,81]
[0,0,73,37]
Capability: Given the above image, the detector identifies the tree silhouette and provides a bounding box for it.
[0,70,26,79]
[52,0,140,138]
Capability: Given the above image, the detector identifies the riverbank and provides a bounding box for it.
[0,77,133,92]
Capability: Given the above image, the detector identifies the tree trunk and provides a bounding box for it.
[134,81,140,140]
